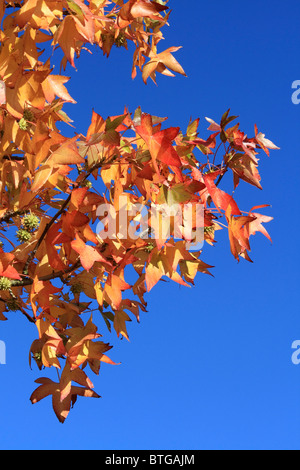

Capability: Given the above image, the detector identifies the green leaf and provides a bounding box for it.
[158,184,192,205]
[66,0,84,21]
[100,309,114,333]
[105,114,127,131]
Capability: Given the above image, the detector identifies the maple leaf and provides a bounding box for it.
[113,310,131,340]
[44,222,71,272]
[42,75,76,104]
[30,377,100,423]
[66,335,117,371]
[135,113,182,168]
[227,153,263,190]
[30,165,54,193]
[145,246,190,292]
[204,170,241,216]
[53,16,85,68]
[225,206,253,262]
[30,277,62,318]
[0,253,21,280]
[205,117,221,132]
[71,233,108,271]
[254,125,280,156]
[103,273,131,310]
[59,362,94,402]
[118,0,168,28]
[47,137,84,166]
[247,205,273,242]
[35,318,66,369]
[142,47,187,84]
[16,0,59,29]
[64,315,118,369]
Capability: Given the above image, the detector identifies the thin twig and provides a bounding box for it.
[13,260,82,288]
[22,194,72,275]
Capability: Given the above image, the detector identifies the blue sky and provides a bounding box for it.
[0,0,300,450]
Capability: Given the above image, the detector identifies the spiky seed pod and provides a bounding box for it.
[22,213,40,231]
[23,109,34,122]
[18,117,28,130]
[32,351,42,369]
[114,33,127,48]
[16,229,32,243]
[6,298,20,311]
[71,283,84,295]
[204,225,215,234]
[0,277,12,291]
[145,242,155,253]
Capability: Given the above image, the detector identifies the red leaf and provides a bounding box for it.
[0,253,21,280]
[204,171,241,216]
[135,114,182,167]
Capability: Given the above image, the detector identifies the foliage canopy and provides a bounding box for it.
[0,0,278,422]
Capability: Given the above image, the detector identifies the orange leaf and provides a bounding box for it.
[30,377,100,423]
[31,165,53,193]
[71,233,108,271]
[47,137,84,166]
[42,75,76,103]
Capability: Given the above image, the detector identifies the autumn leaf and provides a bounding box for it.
[103,273,131,310]
[44,222,71,272]
[71,233,108,271]
[225,206,253,261]
[42,75,76,104]
[0,253,21,280]
[118,0,168,28]
[204,170,241,216]
[30,377,100,423]
[135,113,182,168]
[0,0,278,423]
[247,205,273,242]
[31,165,54,193]
[47,137,84,166]
[113,310,131,340]
[142,47,187,84]
[59,363,94,402]
[255,125,280,156]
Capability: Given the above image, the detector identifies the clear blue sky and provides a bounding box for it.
[0,0,299,450]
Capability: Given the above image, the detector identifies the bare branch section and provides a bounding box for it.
[0,209,30,223]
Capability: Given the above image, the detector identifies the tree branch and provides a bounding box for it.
[0,297,36,323]
[22,157,107,275]
[0,209,30,224]
[13,259,82,288]
[22,194,72,275]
